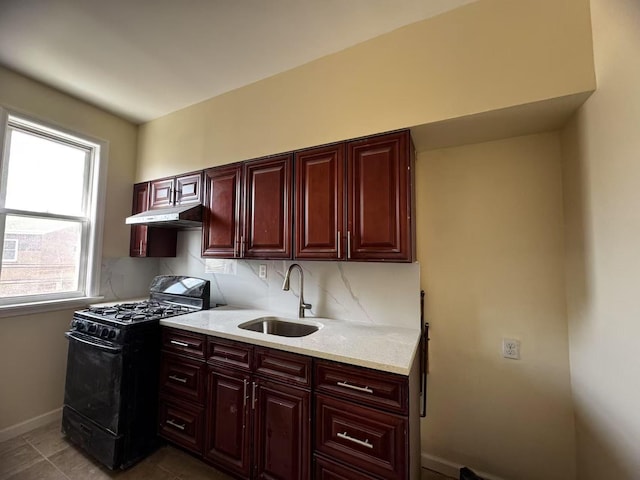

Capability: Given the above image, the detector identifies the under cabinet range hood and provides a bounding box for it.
[125,204,203,228]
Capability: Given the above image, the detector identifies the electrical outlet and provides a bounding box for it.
[502,338,521,360]
[258,264,267,279]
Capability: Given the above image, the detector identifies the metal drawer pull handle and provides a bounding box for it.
[169,375,187,384]
[337,432,373,449]
[337,381,373,394]
[170,340,190,347]
[166,419,186,431]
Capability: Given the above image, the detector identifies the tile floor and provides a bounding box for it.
[0,421,455,480]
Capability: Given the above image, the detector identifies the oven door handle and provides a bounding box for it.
[64,331,123,353]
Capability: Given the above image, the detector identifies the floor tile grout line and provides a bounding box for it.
[0,436,45,480]
[22,436,73,480]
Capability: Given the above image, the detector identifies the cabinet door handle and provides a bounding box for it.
[240,235,245,258]
[337,431,373,449]
[243,379,248,407]
[251,382,258,410]
[337,381,373,394]
[170,340,190,348]
[169,375,187,384]
[166,419,186,431]
[337,230,341,259]
[347,231,352,259]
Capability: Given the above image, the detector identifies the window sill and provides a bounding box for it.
[0,296,104,318]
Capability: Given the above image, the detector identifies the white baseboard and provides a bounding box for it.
[422,452,505,480]
[0,407,63,443]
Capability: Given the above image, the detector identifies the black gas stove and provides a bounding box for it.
[70,275,210,345]
[62,275,210,469]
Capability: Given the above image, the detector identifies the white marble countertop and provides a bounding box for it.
[160,306,421,376]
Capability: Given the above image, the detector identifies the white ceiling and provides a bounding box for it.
[0,0,476,124]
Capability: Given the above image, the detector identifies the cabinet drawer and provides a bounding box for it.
[315,454,379,480]
[315,394,407,480]
[254,346,312,387]
[315,360,408,414]
[162,328,206,359]
[160,353,206,404]
[208,337,252,371]
[158,396,204,455]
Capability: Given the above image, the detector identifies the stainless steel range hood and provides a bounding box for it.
[125,204,203,228]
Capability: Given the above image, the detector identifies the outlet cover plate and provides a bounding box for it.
[502,338,521,360]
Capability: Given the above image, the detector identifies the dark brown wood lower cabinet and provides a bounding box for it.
[315,394,408,480]
[159,329,414,480]
[202,340,311,480]
[158,395,205,455]
[204,367,251,478]
[315,454,379,480]
[253,379,310,480]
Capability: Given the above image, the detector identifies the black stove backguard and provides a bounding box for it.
[62,275,210,469]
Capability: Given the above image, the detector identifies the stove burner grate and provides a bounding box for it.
[85,300,196,323]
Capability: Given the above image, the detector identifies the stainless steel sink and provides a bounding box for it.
[238,316,319,337]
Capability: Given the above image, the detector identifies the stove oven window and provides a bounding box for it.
[0,110,107,309]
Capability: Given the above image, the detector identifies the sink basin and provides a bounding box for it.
[238,317,319,337]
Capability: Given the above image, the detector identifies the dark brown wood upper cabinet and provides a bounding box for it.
[150,171,203,209]
[202,164,242,258]
[243,154,292,259]
[294,144,345,260]
[294,130,414,262]
[129,182,176,257]
[346,131,414,262]
[202,155,292,259]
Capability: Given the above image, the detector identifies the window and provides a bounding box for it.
[0,109,106,309]
[2,239,17,262]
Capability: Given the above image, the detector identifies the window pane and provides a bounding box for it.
[2,239,18,262]
[0,215,82,298]
[5,129,88,216]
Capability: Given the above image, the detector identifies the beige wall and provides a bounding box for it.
[137,0,594,182]
[0,66,138,430]
[416,133,575,479]
[561,0,640,477]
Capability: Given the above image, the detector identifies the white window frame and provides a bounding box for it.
[0,107,107,316]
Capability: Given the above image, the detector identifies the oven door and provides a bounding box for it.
[64,331,124,434]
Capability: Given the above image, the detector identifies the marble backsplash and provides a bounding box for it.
[155,229,422,329]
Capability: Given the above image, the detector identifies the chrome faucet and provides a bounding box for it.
[282,263,312,318]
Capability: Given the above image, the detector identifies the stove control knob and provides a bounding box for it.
[108,330,117,339]
[88,324,97,334]
[100,328,109,338]
[76,322,85,331]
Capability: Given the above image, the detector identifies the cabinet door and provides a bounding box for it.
[149,177,175,209]
[253,379,310,480]
[130,183,149,257]
[347,131,413,262]
[204,367,251,478]
[202,165,242,258]
[242,154,292,259]
[176,172,203,205]
[129,181,177,257]
[295,144,345,260]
